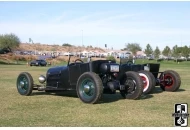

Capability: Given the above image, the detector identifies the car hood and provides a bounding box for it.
[47,66,68,75]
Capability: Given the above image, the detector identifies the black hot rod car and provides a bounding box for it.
[119,58,181,94]
[16,56,144,104]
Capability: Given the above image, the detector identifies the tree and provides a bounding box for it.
[172,45,181,58]
[154,46,160,59]
[162,46,171,57]
[106,55,116,62]
[87,45,93,48]
[0,33,21,50]
[62,43,72,47]
[123,43,142,55]
[144,44,153,56]
[181,46,190,59]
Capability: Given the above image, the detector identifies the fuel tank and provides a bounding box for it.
[100,63,120,73]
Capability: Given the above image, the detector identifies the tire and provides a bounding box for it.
[16,72,33,96]
[138,70,156,94]
[120,71,143,99]
[160,70,181,92]
[76,72,103,104]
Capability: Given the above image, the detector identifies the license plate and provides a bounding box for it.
[110,65,119,72]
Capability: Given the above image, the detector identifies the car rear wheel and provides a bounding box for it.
[160,70,181,91]
[120,71,143,99]
[76,72,103,104]
[138,70,156,94]
[16,72,33,96]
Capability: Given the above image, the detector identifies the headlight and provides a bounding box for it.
[144,66,150,71]
[38,75,46,83]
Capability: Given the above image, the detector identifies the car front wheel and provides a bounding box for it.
[76,72,103,104]
[16,72,33,96]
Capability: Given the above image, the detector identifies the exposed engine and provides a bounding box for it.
[99,62,120,94]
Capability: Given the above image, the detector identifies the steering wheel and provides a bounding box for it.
[69,59,84,66]
[75,59,84,64]
[127,60,133,65]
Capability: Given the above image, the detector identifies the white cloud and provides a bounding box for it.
[0,21,187,37]
[0,11,190,50]
[0,12,141,37]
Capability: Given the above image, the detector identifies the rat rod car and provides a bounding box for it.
[16,56,144,104]
[119,58,181,94]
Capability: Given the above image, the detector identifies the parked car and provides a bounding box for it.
[119,58,181,94]
[30,60,47,66]
[16,56,144,104]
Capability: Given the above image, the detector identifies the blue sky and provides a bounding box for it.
[0,1,190,51]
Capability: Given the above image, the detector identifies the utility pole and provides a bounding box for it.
[181,39,182,47]
[82,30,83,46]
[180,35,183,47]
[29,38,36,55]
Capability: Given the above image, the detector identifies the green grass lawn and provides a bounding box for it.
[0,59,190,127]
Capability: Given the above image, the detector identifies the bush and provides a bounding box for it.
[106,56,116,62]
[19,56,26,61]
[11,55,36,61]
[62,43,72,47]
[174,59,184,62]
[24,55,36,61]
[157,59,164,62]
[11,55,19,61]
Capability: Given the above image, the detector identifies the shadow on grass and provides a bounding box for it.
[100,93,153,104]
[152,87,164,94]
[31,91,121,103]
[31,90,154,104]
[100,93,154,104]
[31,90,78,98]
[140,94,154,100]
[99,93,121,104]
[152,87,185,94]
[175,88,186,92]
